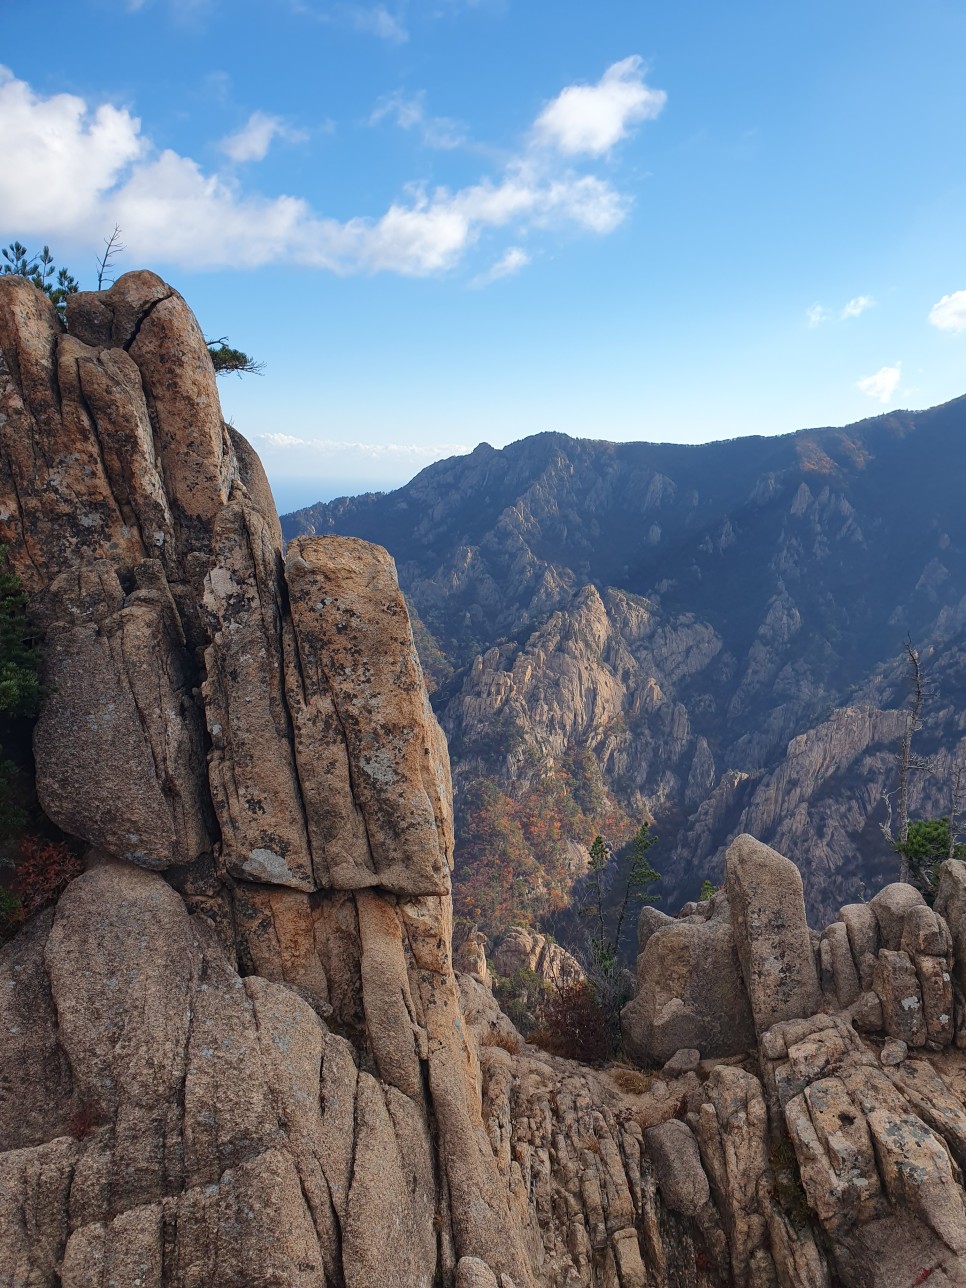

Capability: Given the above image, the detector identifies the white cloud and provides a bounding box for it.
[928,290,966,334]
[470,246,530,287]
[350,4,408,41]
[0,62,651,277]
[258,434,470,459]
[369,91,466,150]
[533,56,666,157]
[220,111,308,163]
[856,362,901,403]
[0,67,144,232]
[841,295,874,319]
[808,296,875,326]
[805,303,829,327]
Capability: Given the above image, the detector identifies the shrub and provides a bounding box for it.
[0,886,22,940]
[12,836,83,918]
[529,980,615,1064]
[608,1066,653,1095]
[895,816,964,901]
[492,966,548,1033]
[480,1029,522,1056]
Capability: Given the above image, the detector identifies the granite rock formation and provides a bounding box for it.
[0,272,526,1287]
[3,272,966,1288]
[619,833,966,1284]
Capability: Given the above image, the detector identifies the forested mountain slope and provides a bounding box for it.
[283,398,966,931]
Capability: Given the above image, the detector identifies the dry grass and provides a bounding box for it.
[480,1028,522,1056]
[607,1066,653,1096]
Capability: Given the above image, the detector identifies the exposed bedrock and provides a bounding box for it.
[0,272,527,1288]
[3,273,966,1287]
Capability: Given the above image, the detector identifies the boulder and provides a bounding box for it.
[837,902,879,989]
[849,989,884,1033]
[821,920,861,1009]
[645,1120,710,1216]
[880,1039,908,1066]
[663,1048,701,1077]
[874,950,927,1048]
[636,904,674,954]
[456,1259,499,1288]
[936,859,966,997]
[725,835,822,1034]
[286,536,453,897]
[870,883,926,951]
[621,918,754,1064]
[901,905,951,958]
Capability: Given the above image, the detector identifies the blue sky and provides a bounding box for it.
[2,0,965,513]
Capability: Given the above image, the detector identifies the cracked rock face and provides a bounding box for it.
[0,272,526,1288]
[4,272,966,1288]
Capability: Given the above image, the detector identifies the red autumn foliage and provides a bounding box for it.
[529,981,615,1064]
[68,1101,101,1140]
[453,746,634,941]
[13,836,83,917]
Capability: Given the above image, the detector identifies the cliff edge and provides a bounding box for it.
[1,272,965,1288]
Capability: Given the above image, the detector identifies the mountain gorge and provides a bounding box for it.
[283,400,966,930]
[5,269,966,1286]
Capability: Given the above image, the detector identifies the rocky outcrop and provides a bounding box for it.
[491,926,585,990]
[726,835,822,1035]
[617,832,966,1285]
[621,891,755,1063]
[0,273,529,1288]
[5,272,966,1288]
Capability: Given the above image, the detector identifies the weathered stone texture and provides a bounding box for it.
[725,834,823,1034]
[6,270,966,1288]
[621,916,755,1063]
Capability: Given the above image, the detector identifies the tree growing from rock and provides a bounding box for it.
[2,242,79,320]
[584,822,660,978]
[1,238,261,376]
[568,822,660,1054]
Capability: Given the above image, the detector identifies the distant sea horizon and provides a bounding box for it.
[269,478,389,516]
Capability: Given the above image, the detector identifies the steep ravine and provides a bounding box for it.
[283,401,966,927]
[2,272,966,1288]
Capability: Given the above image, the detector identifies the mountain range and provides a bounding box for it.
[282,396,966,934]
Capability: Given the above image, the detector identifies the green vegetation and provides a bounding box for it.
[1,242,78,321]
[584,823,659,978]
[895,816,965,900]
[0,545,40,841]
[0,548,83,942]
[492,966,548,1032]
[204,336,265,378]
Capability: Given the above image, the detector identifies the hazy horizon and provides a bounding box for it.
[4,0,965,501]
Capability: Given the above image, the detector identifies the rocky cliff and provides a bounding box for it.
[0,271,530,1286]
[282,407,966,930]
[3,271,966,1288]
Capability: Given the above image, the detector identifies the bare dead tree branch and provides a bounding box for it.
[896,638,924,878]
[96,225,125,291]
[950,758,966,862]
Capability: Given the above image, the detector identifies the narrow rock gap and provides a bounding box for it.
[240,519,315,870]
[74,354,147,554]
